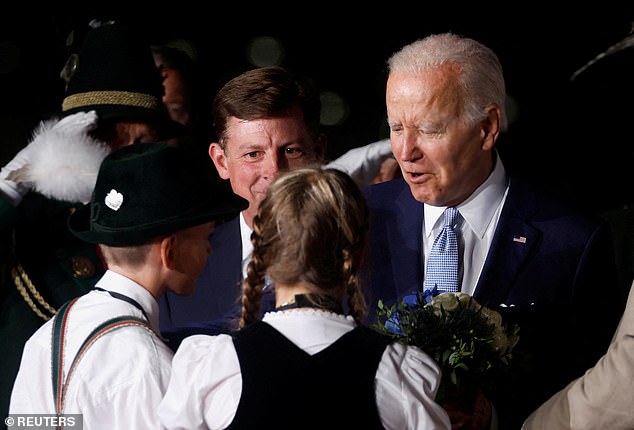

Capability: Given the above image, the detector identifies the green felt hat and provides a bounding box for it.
[68,142,247,245]
[60,21,185,139]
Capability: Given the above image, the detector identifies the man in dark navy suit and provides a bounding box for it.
[363,33,624,429]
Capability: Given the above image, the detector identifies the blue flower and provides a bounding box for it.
[403,285,440,307]
[385,287,441,335]
[384,315,403,335]
[420,285,440,304]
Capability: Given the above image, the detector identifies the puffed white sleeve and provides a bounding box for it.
[158,334,242,430]
[375,342,452,430]
[325,138,392,187]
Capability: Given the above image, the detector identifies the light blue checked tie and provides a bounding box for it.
[424,207,460,292]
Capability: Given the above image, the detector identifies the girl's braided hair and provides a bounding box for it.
[240,167,370,328]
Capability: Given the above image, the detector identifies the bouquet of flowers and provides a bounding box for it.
[373,287,520,402]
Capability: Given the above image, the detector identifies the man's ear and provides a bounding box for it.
[209,142,230,179]
[480,104,501,151]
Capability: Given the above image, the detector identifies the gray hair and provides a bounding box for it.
[387,33,508,131]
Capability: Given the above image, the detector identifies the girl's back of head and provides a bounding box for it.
[242,167,370,327]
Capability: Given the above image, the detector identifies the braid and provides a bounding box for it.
[342,246,367,325]
[239,214,267,329]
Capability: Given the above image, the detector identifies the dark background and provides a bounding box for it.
[2,8,634,210]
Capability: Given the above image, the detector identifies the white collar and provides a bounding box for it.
[95,270,161,333]
[239,212,253,261]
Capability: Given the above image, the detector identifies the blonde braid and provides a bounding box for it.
[342,248,367,324]
[239,214,267,328]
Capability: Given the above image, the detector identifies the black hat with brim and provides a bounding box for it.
[60,21,185,139]
[68,142,248,246]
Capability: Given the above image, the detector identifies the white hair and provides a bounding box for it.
[388,33,508,131]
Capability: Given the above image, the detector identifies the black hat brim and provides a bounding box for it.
[68,192,247,246]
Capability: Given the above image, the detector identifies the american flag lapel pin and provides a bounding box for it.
[513,235,527,244]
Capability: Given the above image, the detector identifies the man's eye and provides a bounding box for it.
[245,151,261,159]
[421,130,443,138]
[285,147,304,159]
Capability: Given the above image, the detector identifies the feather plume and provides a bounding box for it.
[23,119,111,203]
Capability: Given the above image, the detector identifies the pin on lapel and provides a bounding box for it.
[513,236,527,244]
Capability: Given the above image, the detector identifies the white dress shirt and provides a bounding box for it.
[158,309,451,430]
[10,270,173,429]
[423,153,509,296]
[239,212,253,278]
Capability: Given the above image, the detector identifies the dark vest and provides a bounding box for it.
[227,321,391,430]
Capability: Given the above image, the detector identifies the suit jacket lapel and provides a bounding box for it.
[475,179,539,303]
[390,182,424,296]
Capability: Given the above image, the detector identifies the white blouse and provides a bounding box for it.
[158,309,451,429]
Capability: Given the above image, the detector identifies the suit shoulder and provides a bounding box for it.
[509,178,607,227]
[364,178,409,204]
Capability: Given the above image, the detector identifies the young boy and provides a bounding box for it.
[9,142,246,428]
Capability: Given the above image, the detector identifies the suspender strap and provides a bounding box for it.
[51,298,153,418]
[52,297,80,413]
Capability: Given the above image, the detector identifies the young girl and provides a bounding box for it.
[159,167,450,429]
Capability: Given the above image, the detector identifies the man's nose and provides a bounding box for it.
[395,130,419,162]
[261,152,282,179]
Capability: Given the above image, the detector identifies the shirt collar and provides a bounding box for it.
[239,212,253,260]
[424,152,509,239]
[95,270,161,333]
[424,205,447,238]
